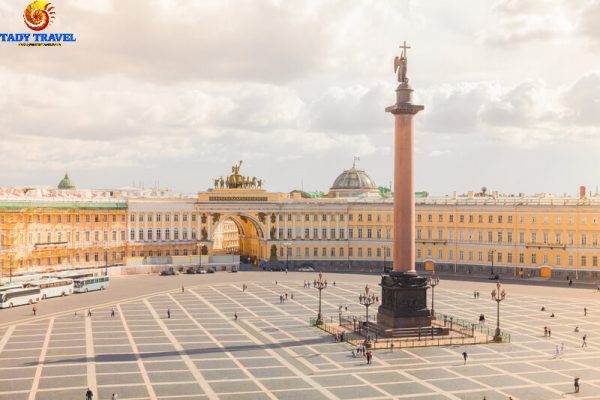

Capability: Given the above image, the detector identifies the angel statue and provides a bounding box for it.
[394,41,410,83]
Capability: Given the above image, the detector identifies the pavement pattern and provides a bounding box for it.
[0,275,599,400]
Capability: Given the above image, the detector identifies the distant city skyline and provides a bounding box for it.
[1,0,599,196]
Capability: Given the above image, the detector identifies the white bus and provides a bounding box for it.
[0,283,24,294]
[0,287,41,308]
[27,278,74,299]
[73,276,109,293]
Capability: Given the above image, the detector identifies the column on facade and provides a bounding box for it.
[336,214,340,240]
[170,211,175,243]
[207,212,212,240]
[276,214,280,240]
[292,213,296,239]
[283,213,288,239]
[318,214,322,239]
[301,215,305,239]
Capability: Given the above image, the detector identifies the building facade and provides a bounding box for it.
[1,168,599,281]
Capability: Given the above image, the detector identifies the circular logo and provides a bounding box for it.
[23,1,55,31]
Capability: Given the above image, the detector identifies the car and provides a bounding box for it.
[196,267,207,274]
[160,268,177,276]
[231,266,238,273]
[488,274,500,280]
[298,266,315,272]
[207,268,215,274]
[185,267,196,274]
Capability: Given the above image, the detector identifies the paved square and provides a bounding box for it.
[0,273,599,399]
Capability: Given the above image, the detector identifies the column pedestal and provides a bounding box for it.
[377,271,432,329]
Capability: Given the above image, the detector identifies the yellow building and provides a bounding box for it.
[1,168,599,281]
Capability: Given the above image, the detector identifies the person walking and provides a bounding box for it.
[548,327,552,337]
[87,309,92,317]
[111,393,118,400]
[167,308,171,319]
[110,307,115,318]
[584,307,587,316]
[85,388,93,400]
[462,351,468,365]
[582,334,587,348]
[234,312,238,321]
[544,326,548,337]
[554,345,560,358]
[366,350,372,365]
[574,377,580,393]
[290,292,294,300]
[390,341,394,352]
[181,285,185,293]
[474,291,477,299]
[32,305,37,316]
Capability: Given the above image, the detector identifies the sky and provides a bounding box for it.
[0,0,599,196]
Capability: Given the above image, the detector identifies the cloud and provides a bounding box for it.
[561,72,600,126]
[481,0,576,47]
[428,150,449,157]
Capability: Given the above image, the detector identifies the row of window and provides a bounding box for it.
[417,229,600,246]
[1,251,125,268]
[417,248,599,267]
[418,213,600,225]
[0,214,125,225]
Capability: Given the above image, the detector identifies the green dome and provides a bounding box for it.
[58,173,76,190]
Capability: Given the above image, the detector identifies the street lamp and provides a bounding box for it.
[313,272,327,325]
[491,282,506,341]
[358,284,378,345]
[104,248,109,276]
[382,245,389,274]
[489,249,496,276]
[428,274,440,316]
[283,242,292,271]
[338,305,343,326]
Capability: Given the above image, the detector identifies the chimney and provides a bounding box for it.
[579,186,586,199]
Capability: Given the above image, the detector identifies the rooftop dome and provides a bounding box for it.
[58,173,76,190]
[329,165,379,197]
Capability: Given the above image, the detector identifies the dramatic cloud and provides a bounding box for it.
[0,0,597,194]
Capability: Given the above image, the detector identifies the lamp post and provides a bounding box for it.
[338,304,343,326]
[313,272,327,325]
[358,284,378,345]
[283,242,291,271]
[104,248,109,276]
[428,274,440,316]
[382,245,388,274]
[196,242,201,268]
[491,282,506,341]
[489,249,496,276]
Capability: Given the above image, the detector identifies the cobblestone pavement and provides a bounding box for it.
[0,274,599,399]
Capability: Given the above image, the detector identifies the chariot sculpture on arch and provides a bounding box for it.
[214,160,264,189]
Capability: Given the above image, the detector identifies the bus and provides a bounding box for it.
[73,276,109,293]
[0,283,24,294]
[27,278,74,299]
[0,287,41,308]
[55,270,95,280]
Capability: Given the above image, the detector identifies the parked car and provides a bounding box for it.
[196,267,207,274]
[207,268,215,274]
[231,266,238,273]
[160,268,177,276]
[298,266,315,272]
[185,267,196,274]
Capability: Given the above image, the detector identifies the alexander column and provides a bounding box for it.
[377,42,433,329]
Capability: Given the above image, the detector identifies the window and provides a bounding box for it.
[305,248,310,257]
[568,255,573,266]
[478,215,483,223]
[448,250,453,260]
[416,229,422,240]
[305,228,310,238]
[459,215,464,223]
[165,229,170,240]
[147,214,152,222]
[358,248,363,257]
[438,214,443,222]
[417,249,422,258]
[507,252,512,263]
[497,232,502,243]
[174,229,179,240]
[417,214,422,222]
[183,214,188,222]
[543,253,548,264]
[531,253,537,264]
[519,253,524,263]
[349,248,353,257]
[555,233,561,243]
[593,256,598,267]
[478,251,483,261]
[321,228,326,238]
[157,213,162,222]
[156,229,161,240]
[497,252,502,262]
[556,254,561,265]
[531,216,536,224]
[138,229,143,240]
[581,256,587,267]
[138,214,143,222]
[488,215,493,223]
[174,214,179,222]
[331,248,336,257]
[519,232,525,243]
[357,228,363,239]
[581,234,587,246]
[498,216,503,223]
[508,216,512,223]
[488,231,493,242]
[313,228,318,238]
[377,229,382,239]
[543,232,548,244]
[367,229,372,239]
[182,229,188,240]
[166,214,170,222]
[459,250,464,260]
[340,247,344,257]
[313,247,318,257]
[449,215,454,223]
[438,229,443,239]
[305,214,310,221]
[469,215,473,223]
[507,232,512,243]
